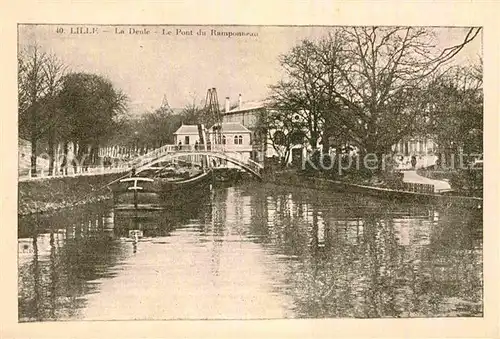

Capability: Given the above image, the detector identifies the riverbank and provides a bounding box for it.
[402,170,452,193]
[18,173,125,215]
[264,170,482,207]
[417,167,483,198]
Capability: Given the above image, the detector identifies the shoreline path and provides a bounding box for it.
[403,170,452,193]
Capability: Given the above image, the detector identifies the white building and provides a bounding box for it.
[221,94,308,166]
[222,95,267,162]
[173,122,253,161]
[209,122,252,159]
[223,95,262,128]
[392,136,438,156]
[173,124,202,146]
[391,136,439,169]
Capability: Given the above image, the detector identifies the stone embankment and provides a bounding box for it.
[18,173,125,215]
[263,170,481,208]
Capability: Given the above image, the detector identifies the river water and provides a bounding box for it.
[18,182,483,321]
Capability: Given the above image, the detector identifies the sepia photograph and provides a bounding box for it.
[16,23,484,322]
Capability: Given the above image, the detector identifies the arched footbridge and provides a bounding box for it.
[129,144,264,179]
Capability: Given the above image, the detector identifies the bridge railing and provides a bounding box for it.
[208,146,263,175]
[129,143,264,177]
[128,144,199,168]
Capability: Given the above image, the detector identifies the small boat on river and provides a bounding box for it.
[110,164,213,210]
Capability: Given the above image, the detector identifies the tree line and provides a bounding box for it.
[19,27,482,177]
[103,95,213,155]
[18,45,128,176]
[18,45,213,177]
[265,27,483,168]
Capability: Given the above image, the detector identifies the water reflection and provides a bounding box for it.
[241,184,482,318]
[18,204,127,321]
[18,183,482,321]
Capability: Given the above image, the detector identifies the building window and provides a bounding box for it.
[234,135,243,145]
[184,136,190,144]
[222,135,226,144]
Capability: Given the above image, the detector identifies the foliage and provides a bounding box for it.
[425,64,483,156]
[58,72,128,147]
[105,97,185,150]
[259,107,307,165]
[269,27,482,161]
[450,167,483,197]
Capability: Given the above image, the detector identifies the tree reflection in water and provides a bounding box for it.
[18,204,128,321]
[246,184,482,318]
[18,201,213,322]
[18,184,482,320]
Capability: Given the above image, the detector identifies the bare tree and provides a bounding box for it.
[269,27,481,170]
[329,27,480,156]
[425,62,483,162]
[268,38,340,150]
[258,107,302,166]
[18,44,48,177]
[40,54,67,175]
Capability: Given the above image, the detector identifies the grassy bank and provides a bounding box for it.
[18,173,125,215]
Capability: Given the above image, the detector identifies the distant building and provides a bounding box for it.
[173,122,253,161]
[18,138,31,160]
[208,122,252,159]
[392,136,438,156]
[221,94,307,166]
[18,138,51,176]
[222,95,267,162]
[173,124,201,145]
[390,136,439,169]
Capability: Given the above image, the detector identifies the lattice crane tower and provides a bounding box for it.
[204,88,222,145]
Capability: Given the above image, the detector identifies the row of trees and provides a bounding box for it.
[105,97,182,151]
[265,27,482,167]
[18,45,128,176]
[103,95,213,153]
[18,45,217,176]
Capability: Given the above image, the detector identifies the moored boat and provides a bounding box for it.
[109,166,213,210]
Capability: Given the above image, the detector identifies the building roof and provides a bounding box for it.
[173,124,200,135]
[210,122,251,134]
[225,100,267,115]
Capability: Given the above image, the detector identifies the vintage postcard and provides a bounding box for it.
[2,2,499,338]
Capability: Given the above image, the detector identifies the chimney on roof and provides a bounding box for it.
[238,94,242,109]
[225,97,230,112]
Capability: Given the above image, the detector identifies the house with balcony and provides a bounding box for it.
[173,122,252,161]
[222,94,267,162]
[208,122,253,160]
[221,94,310,166]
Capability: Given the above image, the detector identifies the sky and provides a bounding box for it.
[19,25,482,115]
